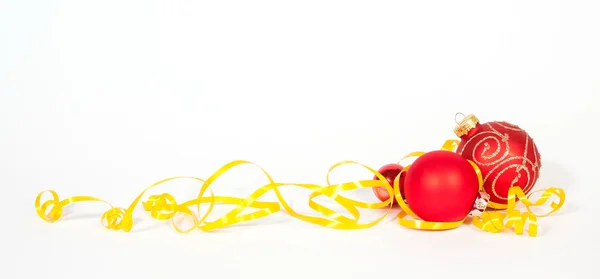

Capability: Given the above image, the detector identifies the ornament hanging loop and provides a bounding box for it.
[454,112,466,124]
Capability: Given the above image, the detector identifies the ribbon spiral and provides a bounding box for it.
[35,140,565,236]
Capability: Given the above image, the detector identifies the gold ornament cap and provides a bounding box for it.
[453,113,480,137]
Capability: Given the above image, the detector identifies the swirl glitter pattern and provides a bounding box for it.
[458,122,541,203]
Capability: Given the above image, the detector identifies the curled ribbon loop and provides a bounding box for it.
[34,139,565,236]
[35,190,63,223]
[101,207,128,230]
[472,186,565,236]
[143,193,179,220]
[304,160,395,228]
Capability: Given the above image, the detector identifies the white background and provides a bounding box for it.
[1,0,598,278]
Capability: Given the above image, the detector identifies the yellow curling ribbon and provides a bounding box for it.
[471,187,566,236]
[35,160,395,232]
[34,140,565,236]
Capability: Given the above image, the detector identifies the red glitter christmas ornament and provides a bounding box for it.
[453,113,541,208]
[403,150,480,222]
[372,163,405,204]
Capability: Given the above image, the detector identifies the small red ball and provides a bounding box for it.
[372,163,405,204]
[404,150,480,222]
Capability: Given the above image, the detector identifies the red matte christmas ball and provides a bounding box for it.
[404,150,480,222]
[453,114,541,207]
[372,163,405,204]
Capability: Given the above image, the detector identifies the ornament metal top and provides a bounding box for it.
[453,113,480,137]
